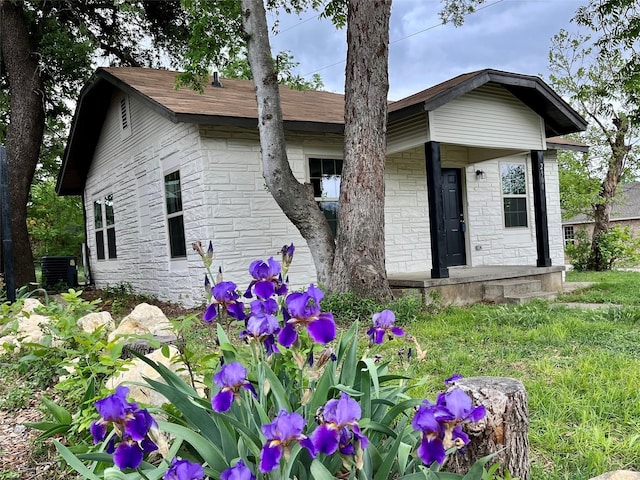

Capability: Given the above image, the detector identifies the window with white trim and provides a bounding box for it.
[564,226,575,246]
[93,195,117,260]
[501,163,528,228]
[309,157,342,236]
[164,171,187,258]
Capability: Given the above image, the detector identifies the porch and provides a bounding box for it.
[388,265,565,305]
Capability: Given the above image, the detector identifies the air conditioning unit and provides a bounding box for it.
[41,256,78,289]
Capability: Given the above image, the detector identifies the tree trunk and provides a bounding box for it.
[240,0,335,286]
[0,0,44,288]
[588,114,631,271]
[329,0,392,302]
[446,376,530,480]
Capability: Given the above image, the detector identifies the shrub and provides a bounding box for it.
[566,225,640,271]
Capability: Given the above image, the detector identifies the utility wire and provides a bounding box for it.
[300,0,505,77]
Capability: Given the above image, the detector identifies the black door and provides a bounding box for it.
[441,168,466,267]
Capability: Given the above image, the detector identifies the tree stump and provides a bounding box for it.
[446,376,529,480]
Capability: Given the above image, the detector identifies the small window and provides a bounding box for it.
[94,196,117,260]
[120,96,132,139]
[564,226,575,246]
[501,163,528,228]
[164,171,187,258]
[309,157,342,236]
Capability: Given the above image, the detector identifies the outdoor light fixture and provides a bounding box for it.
[475,169,486,180]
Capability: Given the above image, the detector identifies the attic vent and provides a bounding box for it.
[120,95,132,140]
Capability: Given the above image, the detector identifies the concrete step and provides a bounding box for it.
[483,279,542,302]
[503,291,558,304]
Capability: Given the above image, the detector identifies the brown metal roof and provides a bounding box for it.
[100,67,345,126]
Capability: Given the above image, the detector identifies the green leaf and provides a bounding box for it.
[461,452,500,480]
[310,458,335,480]
[158,421,228,473]
[53,440,102,480]
[41,396,72,424]
[361,358,380,397]
[161,344,170,358]
[374,424,409,480]
[262,363,292,411]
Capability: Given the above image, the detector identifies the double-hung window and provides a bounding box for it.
[94,194,117,260]
[309,157,342,236]
[164,171,187,258]
[564,226,575,246]
[501,163,528,228]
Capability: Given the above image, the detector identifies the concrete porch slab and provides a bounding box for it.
[388,265,565,306]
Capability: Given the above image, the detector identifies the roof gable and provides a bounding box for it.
[388,69,588,137]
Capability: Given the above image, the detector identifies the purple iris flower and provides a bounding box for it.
[412,402,446,465]
[434,388,486,426]
[278,284,336,347]
[221,459,256,480]
[204,281,245,322]
[244,257,287,298]
[280,243,295,268]
[259,410,315,473]
[411,379,486,466]
[90,386,158,470]
[445,373,464,385]
[367,310,405,344]
[312,393,369,456]
[212,362,256,412]
[164,457,205,480]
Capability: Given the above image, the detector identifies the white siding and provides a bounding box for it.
[85,91,206,306]
[430,84,545,150]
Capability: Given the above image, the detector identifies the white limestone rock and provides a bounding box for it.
[590,472,640,480]
[108,303,174,343]
[105,345,205,407]
[77,311,115,334]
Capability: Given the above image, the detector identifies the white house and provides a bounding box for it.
[56,67,587,306]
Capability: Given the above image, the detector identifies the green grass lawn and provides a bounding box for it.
[561,270,640,305]
[372,301,640,479]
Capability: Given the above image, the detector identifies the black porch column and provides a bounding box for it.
[425,141,449,278]
[531,150,552,267]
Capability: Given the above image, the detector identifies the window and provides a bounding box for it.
[164,171,186,258]
[564,226,575,246]
[93,195,117,260]
[309,157,342,236]
[501,163,528,228]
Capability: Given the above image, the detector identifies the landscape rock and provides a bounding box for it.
[108,303,174,343]
[106,345,205,407]
[77,311,115,334]
[0,299,58,353]
[590,472,640,480]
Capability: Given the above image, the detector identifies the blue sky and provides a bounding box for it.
[268,0,585,100]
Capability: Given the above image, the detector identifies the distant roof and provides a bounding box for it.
[57,67,588,195]
[563,182,640,224]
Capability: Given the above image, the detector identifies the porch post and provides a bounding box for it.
[531,150,552,267]
[425,141,449,278]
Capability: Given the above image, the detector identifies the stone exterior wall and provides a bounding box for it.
[84,89,565,306]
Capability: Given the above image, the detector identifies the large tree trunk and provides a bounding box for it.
[329,0,392,302]
[240,0,335,286]
[588,114,631,271]
[0,0,44,288]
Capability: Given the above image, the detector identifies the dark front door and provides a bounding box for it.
[441,168,466,267]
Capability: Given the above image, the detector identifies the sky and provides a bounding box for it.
[267,0,586,100]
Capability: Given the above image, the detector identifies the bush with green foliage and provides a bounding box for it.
[565,225,640,271]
